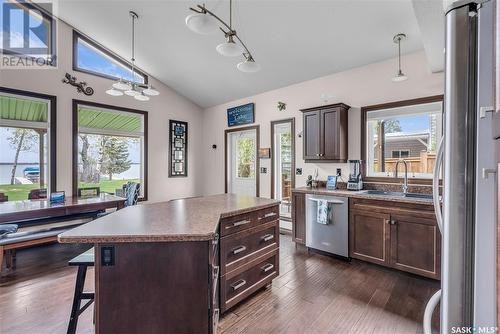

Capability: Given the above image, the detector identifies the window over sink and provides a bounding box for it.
[362,95,443,180]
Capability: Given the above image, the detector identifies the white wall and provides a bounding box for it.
[0,19,204,203]
[202,51,444,197]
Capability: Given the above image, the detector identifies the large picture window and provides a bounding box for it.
[0,87,56,201]
[73,100,147,199]
[73,31,147,84]
[362,96,443,181]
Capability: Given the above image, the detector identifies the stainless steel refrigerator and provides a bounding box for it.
[424,0,499,333]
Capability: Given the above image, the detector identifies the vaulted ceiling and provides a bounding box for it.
[57,0,444,108]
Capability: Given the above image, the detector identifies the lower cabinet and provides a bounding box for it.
[349,198,441,280]
[292,192,306,244]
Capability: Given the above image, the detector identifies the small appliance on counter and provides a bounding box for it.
[347,160,363,191]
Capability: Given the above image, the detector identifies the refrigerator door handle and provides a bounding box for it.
[433,137,444,232]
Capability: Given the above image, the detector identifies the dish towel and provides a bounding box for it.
[316,200,331,225]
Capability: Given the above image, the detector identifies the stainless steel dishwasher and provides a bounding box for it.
[305,194,348,258]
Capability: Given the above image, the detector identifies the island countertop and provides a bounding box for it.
[58,194,280,243]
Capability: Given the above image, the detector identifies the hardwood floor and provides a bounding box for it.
[0,233,440,334]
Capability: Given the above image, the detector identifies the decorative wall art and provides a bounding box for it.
[169,120,188,177]
[227,103,255,127]
[277,101,286,111]
[62,73,94,95]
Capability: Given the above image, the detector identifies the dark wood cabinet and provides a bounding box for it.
[301,103,349,162]
[349,198,441,280]
[389,214,441,278]
[291,192,306,244]
[219,205,280,313]
[349,210,390,266]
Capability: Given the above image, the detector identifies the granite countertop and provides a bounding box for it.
[292,187,434,205]
[58,194,280,243]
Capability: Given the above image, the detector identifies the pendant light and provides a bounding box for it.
[186,0,260,72]
[237,55,260,73]
[392,33,408,82]
[106,11,160,100]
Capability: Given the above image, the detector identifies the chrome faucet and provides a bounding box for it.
[394,159,409,195]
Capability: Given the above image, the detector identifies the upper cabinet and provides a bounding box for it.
[301,103,350,162]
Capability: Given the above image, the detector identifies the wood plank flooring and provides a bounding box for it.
[0,233,440,334]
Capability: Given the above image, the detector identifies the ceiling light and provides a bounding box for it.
[392,33,408,82]
[186,1,259,72]
[112,79,132,91]
[237,57,260,73]
[106,88,124,96]
[185,12,218,34]
[106,11,159,100]
[125,88,140,97]
[143,85,160,96]
[216,34,243,57]
[134,93,150,101]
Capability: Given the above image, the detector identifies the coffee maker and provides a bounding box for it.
[347,160,363,191]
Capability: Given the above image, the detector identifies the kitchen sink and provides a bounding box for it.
[364,190,433,200]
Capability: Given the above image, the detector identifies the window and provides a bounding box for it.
[73,31,147,84]
[0,0,56,64]
[73,101,147,199]
[236,137,255,179]
[362,96,443,179]
[391,150,410,159]
[0,87,56,201]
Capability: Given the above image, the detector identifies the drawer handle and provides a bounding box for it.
[230,279,246,290]
[232,245,247,254]
[259,212,277,220]
[261,234,274,242]
[213,308,220,332]
[261,263,274,272]
[231,219,251,228]
[212,265,219,279]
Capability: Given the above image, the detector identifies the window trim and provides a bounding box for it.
[361,95,444,185]
[72,99,148,200]
[0,86,57,193]
[72,31,148,85]
[1,1,57,66]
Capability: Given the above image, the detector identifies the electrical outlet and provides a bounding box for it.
[260,167,267,174]
[336,168,342,177]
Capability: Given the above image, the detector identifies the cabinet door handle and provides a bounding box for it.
[261,234,274,242]
[231,219,251,227]
[259,212,277,220]
[316,154,320,157]
[261,263,274,272]
[389,220,397,225]
[230,279,246,290]
[232,245,247,254]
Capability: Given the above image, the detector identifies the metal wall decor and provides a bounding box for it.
[277,101,286,111]
[62,73,94,95]
[169,120,188,177]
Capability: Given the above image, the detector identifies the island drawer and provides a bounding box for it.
[220,220,279,276]
[220,249,279,313]
[219,205,279,236]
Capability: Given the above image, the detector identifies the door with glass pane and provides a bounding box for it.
[271,119,295,223]
[225,127,259,196]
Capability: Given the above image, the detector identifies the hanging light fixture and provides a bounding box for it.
[106,11,160,100]
[186,0,260,73]
[392,33,408,82]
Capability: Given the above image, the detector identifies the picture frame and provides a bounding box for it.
[258,148,271,159]
[326,175,337,190]
[227,103,255,127]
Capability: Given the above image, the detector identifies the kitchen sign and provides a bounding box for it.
[227,103,255,127]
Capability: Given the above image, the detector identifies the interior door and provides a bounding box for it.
[272,119,295,224]
[226,129,258,196]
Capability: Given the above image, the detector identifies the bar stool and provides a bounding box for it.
[66,182,140,333]
[67,248,95,334]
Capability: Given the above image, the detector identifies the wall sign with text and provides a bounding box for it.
[227,103,255,127]
[169,120,188,177]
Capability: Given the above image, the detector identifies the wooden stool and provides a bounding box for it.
[67,248,95,334]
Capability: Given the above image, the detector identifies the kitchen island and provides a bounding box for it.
[59,194,280,334]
